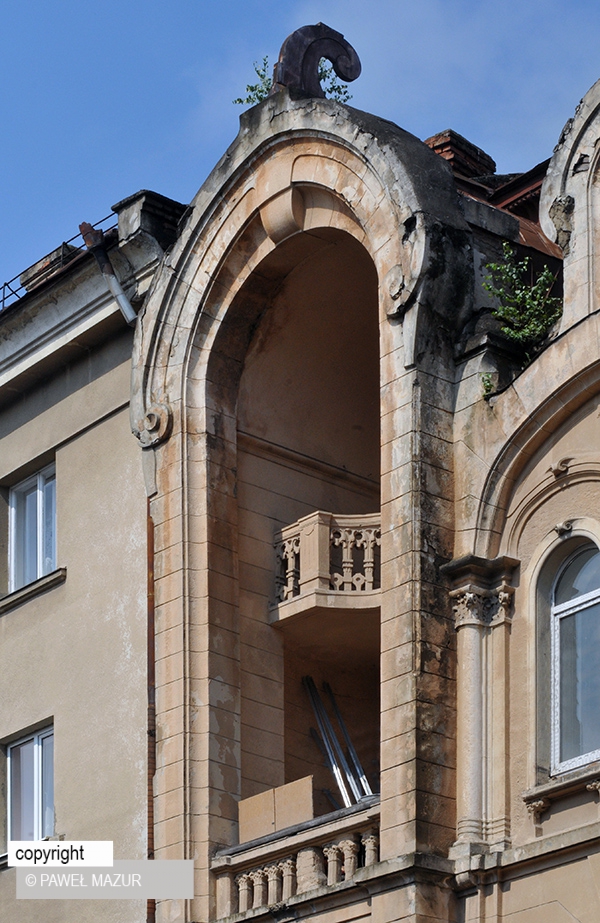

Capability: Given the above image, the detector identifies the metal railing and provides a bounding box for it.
[0,214,117,314]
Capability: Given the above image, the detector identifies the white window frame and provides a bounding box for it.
[7,726,54,842]
[551,548,600,775]
[8,464,56,593]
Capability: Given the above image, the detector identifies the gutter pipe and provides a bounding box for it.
[79,222,137,325]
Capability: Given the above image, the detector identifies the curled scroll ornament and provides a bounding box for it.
[271,23,361,99]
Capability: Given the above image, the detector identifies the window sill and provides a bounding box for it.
[0,568,67,615]
[522,762,600,813]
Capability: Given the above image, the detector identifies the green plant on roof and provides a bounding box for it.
[233,55,352,106]
[483,241,562,355]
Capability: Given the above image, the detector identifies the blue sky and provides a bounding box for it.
[1,0,600,287]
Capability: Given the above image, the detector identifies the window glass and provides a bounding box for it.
[559,601,600,762]
[8,728,54,841]
[9,738,35,840]
[43,475,56,577]
[552,544,600,773]
[10,465,56,592]
[41,732,54,838]
[554,546,600,605]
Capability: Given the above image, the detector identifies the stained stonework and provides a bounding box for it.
[3,25,600,923]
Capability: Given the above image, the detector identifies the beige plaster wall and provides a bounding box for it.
[0,357,147,923]
[500,395,600,850]
[460,846,600,921]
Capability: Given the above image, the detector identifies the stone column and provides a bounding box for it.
[443,555,517,856]
[451,590,489,845]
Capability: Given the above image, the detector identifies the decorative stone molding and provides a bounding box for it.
[586,779,600,793]
[273,511,380,606]
[548,456,573,478]
[135,401,172,447]
[260,187,305,244]
[526,798,550,822]
[212,811,380,918]
[554,519,574,536]
[451,586,514,629]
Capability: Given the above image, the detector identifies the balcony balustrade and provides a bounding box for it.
[271,512,380,621]
[212,803,379,919]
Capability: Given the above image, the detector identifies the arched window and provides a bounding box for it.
[552,545,600,773]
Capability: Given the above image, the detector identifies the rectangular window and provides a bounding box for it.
[8,727,54,841]
[9,465,56,592]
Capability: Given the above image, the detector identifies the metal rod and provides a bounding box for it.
[324,681,373,796]
[304,678,352,807]
[304,676,361,802]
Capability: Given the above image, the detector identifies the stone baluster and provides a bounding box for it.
[331,528,356,590]
[236,872,252,913]
[276,535,300,600]
[280,857,296,901]
[250,869,267,909]
[339,838,360,878]
[355,528,380,590]
[323,844,343,885]
[266,864,282,905]
[362,828,379,866]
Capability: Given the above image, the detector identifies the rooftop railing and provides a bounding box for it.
[0,214,117,314]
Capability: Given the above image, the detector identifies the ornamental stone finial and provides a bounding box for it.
[271,23,361,99]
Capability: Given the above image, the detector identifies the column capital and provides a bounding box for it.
[442,554,519,629]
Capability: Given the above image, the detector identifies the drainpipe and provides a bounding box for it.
[79,222,137,325]
[146,500,156,923]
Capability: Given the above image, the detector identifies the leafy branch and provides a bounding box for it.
[233,55,352,106]
[483,241,562,354]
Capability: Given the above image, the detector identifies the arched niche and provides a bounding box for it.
[191,225,380,812]
[131,92,472,889]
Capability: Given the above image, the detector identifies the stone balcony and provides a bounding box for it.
[270,511,381,623]
[211,798,380,920]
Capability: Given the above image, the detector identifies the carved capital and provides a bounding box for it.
[136,402,172,447]
[452,591,492,627]
[452,585,514,629]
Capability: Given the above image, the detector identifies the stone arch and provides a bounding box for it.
[472,355,600,560]
[130,91,472,920]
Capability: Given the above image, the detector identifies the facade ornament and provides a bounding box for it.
[586,780,600,793]
[548,457,573,478]
[452,587,514,628]
[526,798,550,821]
[136,402,173,448]
[271,23,361,99]
[554,520,574,536]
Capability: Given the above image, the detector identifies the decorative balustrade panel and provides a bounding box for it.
[274,512,380,603]
[330,525,381,591]
[215,826,379,918]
